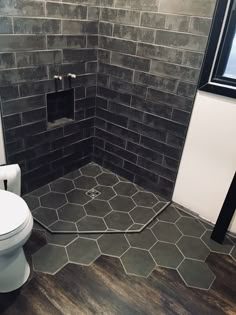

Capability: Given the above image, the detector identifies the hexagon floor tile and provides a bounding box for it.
[202,230,234,254]
[32,244,68,275]
[177,259,216,290]
[120,248,156,277]
[150,242,184,269]
[28,196,236,292]
[126,229,157,250]
[152,221,182,243]
[66,238,101,265]
[26,163,169,233]
[98,234,130,257]
[177,236,210,261]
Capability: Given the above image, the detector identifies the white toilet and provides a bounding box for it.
[0,168,33,293]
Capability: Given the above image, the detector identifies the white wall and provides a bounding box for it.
[173,91,236,233]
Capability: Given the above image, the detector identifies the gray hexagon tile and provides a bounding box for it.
[150,242,184,269]
[98,234,129,257]
[158,205,180,223]
[34,207,58,227]
[46,231,78,246]
[199,220,214,230]
[29,184,50,197]
[176,217,206,237]
[74,176,97,190]
[109,196,135,212]
[32,244,68,274]
[58,204,86,222]
[63,169,81,180]
[67,189,91,205]
[77,216,107,232]
[113,182,137,196]
[104,211,133,230]
[126,229,157,250]
[85,199,112,217]
[49,221,77,232]
[121,248,156,277]
[132,192,158,207]
[95,185,115,201]
[230,246,236,261]
[152,222,182,243]
[153,201,170,213]
[30,163,169,234]
[66,238,100,265]
[177,259,216,290]
[81,163,102,177]
[40,192,67,209]
[50,178,74,193]
[96,173,119,186]
[202,231,234,254]
[177,236,210,261]
[130,207,155,224]
[23,195,40,211]
[128,224,144,231]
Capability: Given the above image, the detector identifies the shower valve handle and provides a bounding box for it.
[67,73,76,79]
[54,75,62,81]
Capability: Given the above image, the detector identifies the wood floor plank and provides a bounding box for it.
[0,248,235,315]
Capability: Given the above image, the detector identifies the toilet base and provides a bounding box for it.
[0,248,30,293]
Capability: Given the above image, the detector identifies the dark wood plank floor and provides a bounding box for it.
[0,250,236,315]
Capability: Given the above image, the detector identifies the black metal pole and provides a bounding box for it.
[211,172,236,244]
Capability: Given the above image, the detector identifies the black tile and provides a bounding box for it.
[0,35,46,51]
[95,128,126,148]
[128,120,167,143]
[2,95,46,116]
[105,125,139,147]
[96,108,128,127]
[0,66,47,86]
[99,63,133,82]
[124,161,159,183]
[131,96,172,120]
[137,156,176,181]
[20,79,62,98]
[147,89,193,112]
[94,146,123,167]
[97,86,131,105]
[14,18,61,34]
[0,17,12,34]
[22,108,46,124]
[140,136,181,160]
[5,121,46,143]
[127,142,163,165]
[3,113,22,130]
[105,142,137,163]
[0,53,15,69]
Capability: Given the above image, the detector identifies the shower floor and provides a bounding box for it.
[23,163,169,233]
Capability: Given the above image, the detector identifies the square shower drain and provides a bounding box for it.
[86,188,101,199]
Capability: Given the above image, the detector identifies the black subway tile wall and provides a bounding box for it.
[0,0,216,199]
[95,0,216,199]
[0,0,98,193]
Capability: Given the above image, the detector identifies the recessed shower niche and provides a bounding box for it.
[47,89,74,129]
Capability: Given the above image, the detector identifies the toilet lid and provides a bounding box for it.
[0,190,30,237]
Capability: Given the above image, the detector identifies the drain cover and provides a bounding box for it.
[86,188,101,198]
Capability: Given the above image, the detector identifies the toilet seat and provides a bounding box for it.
[0,190,30,240]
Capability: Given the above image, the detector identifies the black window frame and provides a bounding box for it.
[199,0,236,98]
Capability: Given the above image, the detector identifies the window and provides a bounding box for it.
[199,0,236,98]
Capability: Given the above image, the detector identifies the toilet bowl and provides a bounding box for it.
[0,189,33,293]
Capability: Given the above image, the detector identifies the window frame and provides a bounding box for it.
[199,0,236,98]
